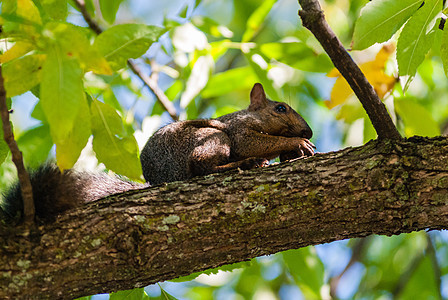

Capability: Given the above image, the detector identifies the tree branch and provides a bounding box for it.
[126,60,178,120]
[0,66,34,226]
[72,0,178,120]
[1,136,447,299]
[72,0,102,35]
[297,0,401,140]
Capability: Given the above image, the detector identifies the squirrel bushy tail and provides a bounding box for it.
[0,163,144,224]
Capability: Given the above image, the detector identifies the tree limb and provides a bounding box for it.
[1,136,447,299]
[0,66,34,226]
[297,0,401,140]
[72,0,178,120]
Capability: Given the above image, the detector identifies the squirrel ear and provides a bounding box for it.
[249,83,268,111]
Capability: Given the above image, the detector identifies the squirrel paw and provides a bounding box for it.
[280,139,315,162]
[297,138,315,157]
[240,157,269,170]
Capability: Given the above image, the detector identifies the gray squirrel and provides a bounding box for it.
[1,83,314,224]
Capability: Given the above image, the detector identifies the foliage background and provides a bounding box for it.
[1,0,448,299]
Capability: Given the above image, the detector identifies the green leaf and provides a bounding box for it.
[245,52,281,100]
[194,0,202,9]
[41,0,68,21]
[178,3,188,18]
[1,0,42,37]
[90,99,142,179]
[30,98,47,122]
[44,22,112,75]
[282,247,325,299]
[259,42,333,72]
[3,54,45,97]
[363,116,377,143]
[399,255,440,299]
[55,93,91,170]
[397,0,442,78]
[352,0,423,50]
[73,296,92,300]
[213,105,239,118]
[395,97,440,137]
[171,260,251,282]
[159,284,178,300]
[202,66,256,98]
[40,45,84,144]
[242,0,276,42]
[17,124,53,168]
[99,0,125,24]
[110,288,148,300]
[93,24,166,70]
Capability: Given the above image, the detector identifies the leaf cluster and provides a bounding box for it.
[1,0,165,177]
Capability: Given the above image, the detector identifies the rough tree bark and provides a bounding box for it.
[1,136,447,299]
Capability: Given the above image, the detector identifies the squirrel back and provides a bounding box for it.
[140,83,314,185]
[1,164,144,224]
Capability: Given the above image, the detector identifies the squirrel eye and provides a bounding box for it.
[275,104,287,113]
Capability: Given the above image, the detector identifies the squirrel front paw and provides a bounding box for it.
[297,138,315,157]
[280,139,315,162]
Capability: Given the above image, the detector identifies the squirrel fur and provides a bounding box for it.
[1,164,144,224]
[140,83,314,185]
[1,83,313,224]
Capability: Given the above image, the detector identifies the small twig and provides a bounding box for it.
[425,233,443,299]
[126,61,178,120]
[392,232,441,298]
[72,0,178,120]
[72,0,102,35]
[392,250,424,297]
[298,0,401,140]
[0,66,35,225]
[329,238,369,298]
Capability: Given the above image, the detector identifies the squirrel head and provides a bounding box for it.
[248,83,312,139]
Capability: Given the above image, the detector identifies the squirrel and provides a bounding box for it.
[1,83,314,224]
[140,83,314,185]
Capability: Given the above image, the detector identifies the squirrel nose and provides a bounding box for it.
[300,128,313,139]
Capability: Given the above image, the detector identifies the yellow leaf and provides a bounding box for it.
[326,44,396,109]
[17,0,42,25]
[327,68,341,78]
[0,41,34,63]
[44,22,113,75]
[3,0,43,39]
[325,76,354,109]
[83,53,113,75]
[362,45,397,99]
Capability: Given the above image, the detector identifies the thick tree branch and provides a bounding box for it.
[72,0,178,120]
[1,136,447,299]
[0,66,34,226]
[298,0,401,140]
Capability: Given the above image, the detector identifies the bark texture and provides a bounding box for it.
[1,136,448,299]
